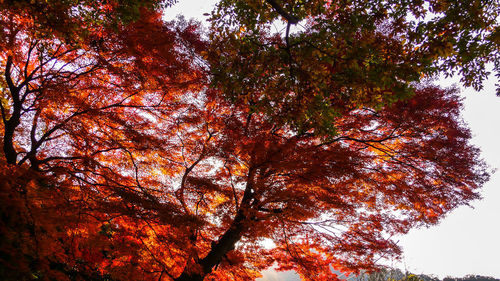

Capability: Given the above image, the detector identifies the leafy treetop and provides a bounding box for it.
[207,0,499,134]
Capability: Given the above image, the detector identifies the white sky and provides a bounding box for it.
[394,74,500,279]
[164,2,500,279]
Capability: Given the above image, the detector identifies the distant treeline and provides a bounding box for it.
[442,276,500,281]
[356,268,499,281]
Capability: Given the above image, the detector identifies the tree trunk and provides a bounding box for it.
[3,56,21,165]
[173,211,246,281]
[4,123,18,164]
[3,107,21,165]
[173,167,256,281]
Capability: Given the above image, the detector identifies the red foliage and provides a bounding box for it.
[0,2,490,281]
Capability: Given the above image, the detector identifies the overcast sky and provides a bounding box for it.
[164,2,500,279]
[394,74,500,279]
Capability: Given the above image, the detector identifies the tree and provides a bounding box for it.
[0,0,173,41]
[0,0,495,280]
[1,4,206,280]
[169,85,488,281]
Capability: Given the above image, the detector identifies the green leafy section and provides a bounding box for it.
[206,0,499,135]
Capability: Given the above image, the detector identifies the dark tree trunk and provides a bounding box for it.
[173,211,246,281]
[3,123,19,164]
[2,55,21,165]
[173,167,257,281]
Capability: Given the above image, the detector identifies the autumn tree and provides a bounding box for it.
[0,0,496,281]
[208,0,499,133]
[0,3,206,279]
[0,0,173,41]
[164,85,488,281]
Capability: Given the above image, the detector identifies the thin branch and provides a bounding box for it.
[224,161,240,209]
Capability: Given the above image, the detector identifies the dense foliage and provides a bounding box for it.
[0,0,497,280]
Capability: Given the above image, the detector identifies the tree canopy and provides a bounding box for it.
[209,0,499,133]
[0,0,496,280]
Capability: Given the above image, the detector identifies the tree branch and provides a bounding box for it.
[265,0,299,24]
